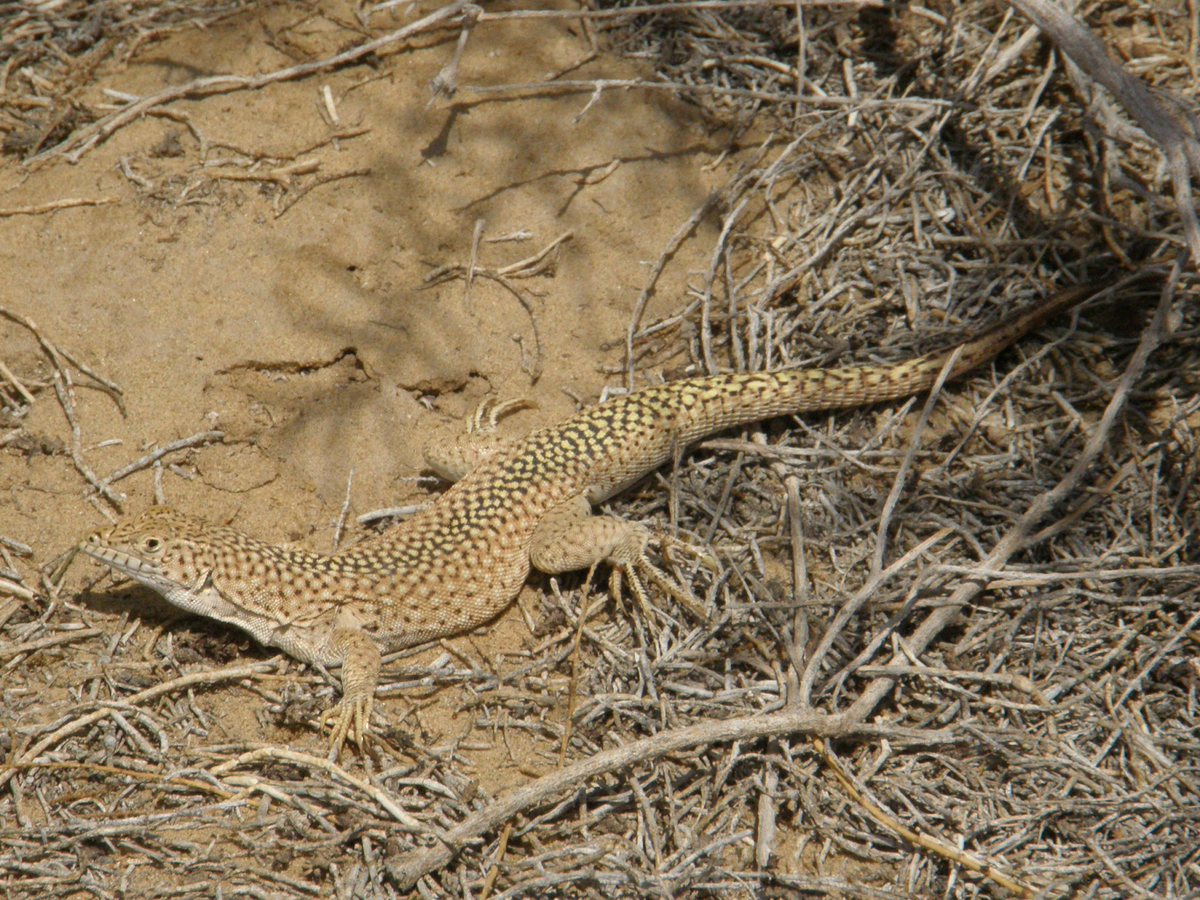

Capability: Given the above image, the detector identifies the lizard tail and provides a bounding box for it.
[670,281,1100,442]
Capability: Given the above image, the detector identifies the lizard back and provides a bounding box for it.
[328,282,1094,646]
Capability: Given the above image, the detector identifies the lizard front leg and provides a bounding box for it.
[529,494,707,621]
[316,626,382,759]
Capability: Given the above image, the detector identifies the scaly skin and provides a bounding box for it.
[81,282,1098,756]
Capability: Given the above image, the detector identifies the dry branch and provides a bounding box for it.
[0,197,119,217]
[1005,0,1200,261]
[385,712,950,889]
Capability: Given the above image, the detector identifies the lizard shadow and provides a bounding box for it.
[79,583,259,666]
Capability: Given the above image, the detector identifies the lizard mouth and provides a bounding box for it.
[79,543,172,591]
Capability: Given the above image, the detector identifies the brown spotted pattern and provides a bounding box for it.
[80,283,1094,747]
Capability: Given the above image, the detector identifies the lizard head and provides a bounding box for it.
[81,507,308,649]
[80,506,222,606]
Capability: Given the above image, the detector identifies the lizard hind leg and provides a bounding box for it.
[424,396,538,482]
[530,495,708,623]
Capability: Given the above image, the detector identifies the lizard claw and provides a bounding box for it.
[426,396,539,483]
[320,692,374,761]
[468,395,537,434]
[608,528,709,623]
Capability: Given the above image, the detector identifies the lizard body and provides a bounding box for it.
[81,282,1096,755]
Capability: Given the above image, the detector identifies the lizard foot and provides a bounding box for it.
[425,396,539,482]
[468,395,537,434]
[317,627,383,760]
[607,527,710,623]
[319,691,375,761]
[530,497,711,624]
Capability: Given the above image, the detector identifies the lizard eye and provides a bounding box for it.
[141,536,163,553]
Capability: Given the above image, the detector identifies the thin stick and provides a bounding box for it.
[275,167,372,217]
[209,746,437,834]
[332,466,355,552]
[31,0,472,164]
[496,231,573,276]
[0,535,33,556]
[0,360,35,406]
[0,627,103,660]
[464,218,485,309]
[0,760,236,799]
[0,197,119,217]
[458,271,544,381]
[625,192,720,389]
[100,430,224,488]
[52,371,122,508]
[0,306,123,408]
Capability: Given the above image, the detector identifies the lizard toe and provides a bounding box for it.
[321,693,374,761]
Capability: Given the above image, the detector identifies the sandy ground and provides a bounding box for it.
[0,0,736,771]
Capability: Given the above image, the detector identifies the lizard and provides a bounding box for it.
[79,281,1100,757]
